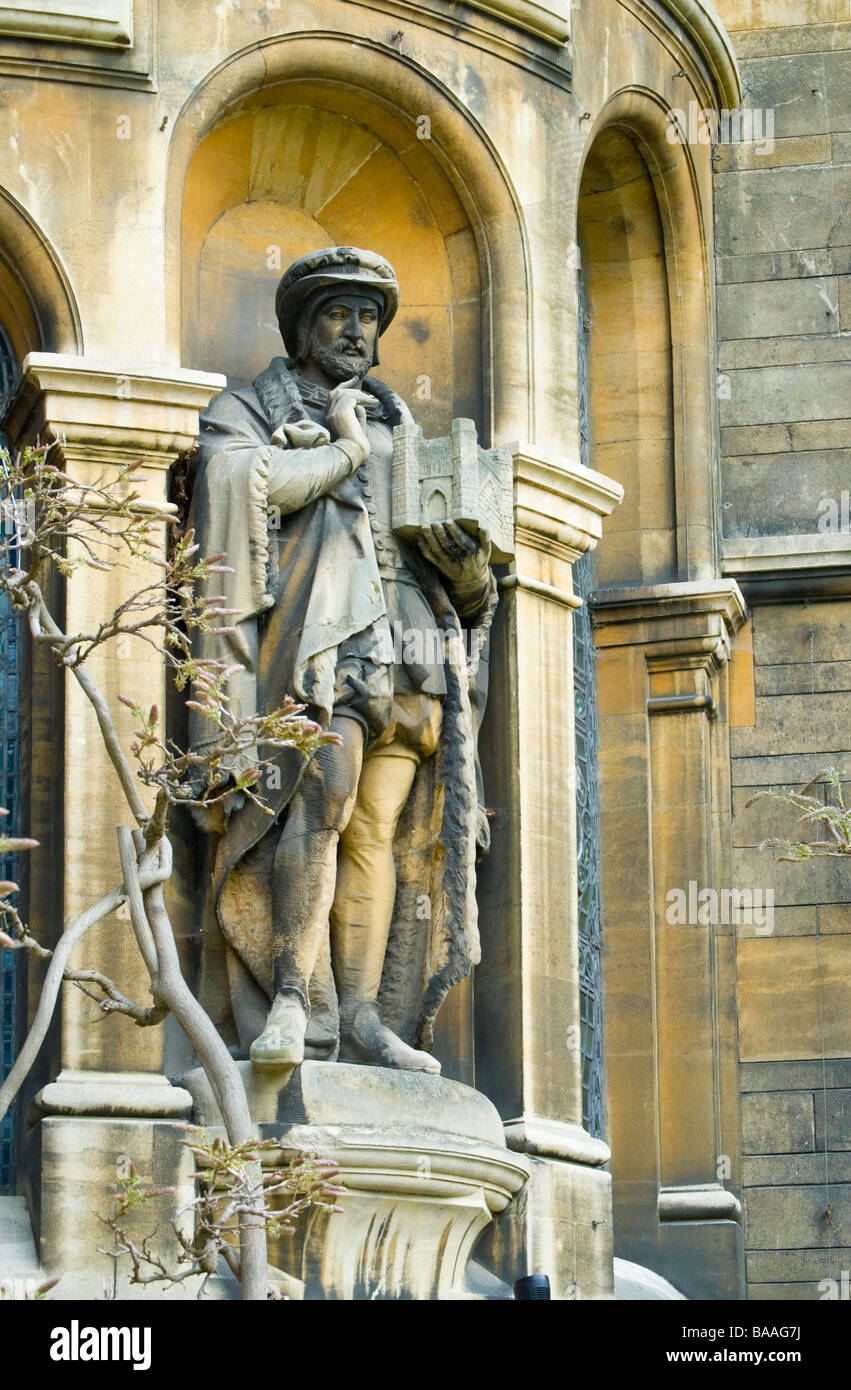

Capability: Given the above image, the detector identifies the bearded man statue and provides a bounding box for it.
[187,246,496,1075]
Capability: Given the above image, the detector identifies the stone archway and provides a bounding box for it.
[577,89,718,585]
[0,187,82,362]
[164,33,532,445]
[180,92,482,440]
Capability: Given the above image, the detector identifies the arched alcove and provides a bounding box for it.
[578,126,677,586]
[0,189,82,366]
[577,91,718,585]
[181,90,480,437]
[165,34,531,446]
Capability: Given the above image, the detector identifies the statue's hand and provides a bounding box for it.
[325,378,373,464]
[417,521,492,586]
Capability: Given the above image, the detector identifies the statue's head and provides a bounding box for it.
[275,246,399,380]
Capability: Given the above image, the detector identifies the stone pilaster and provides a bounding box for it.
[6,354,224,1088]
[592,581,747,1299]
[474,446,621,1297]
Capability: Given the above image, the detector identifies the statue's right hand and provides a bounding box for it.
[325,378,372,464]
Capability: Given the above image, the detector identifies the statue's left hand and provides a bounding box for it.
[417,521,491,586]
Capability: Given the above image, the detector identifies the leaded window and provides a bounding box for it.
[574,265,605,1141]
[0,322,20,1192]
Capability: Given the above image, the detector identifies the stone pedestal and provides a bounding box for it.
[183,1061,529,1301]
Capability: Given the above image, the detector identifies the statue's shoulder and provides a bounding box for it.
[198,376,269,438]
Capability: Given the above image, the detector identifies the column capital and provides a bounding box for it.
[5,353,225,469]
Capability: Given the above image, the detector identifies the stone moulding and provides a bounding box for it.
[721,533,851,575]
[504,1114,611,1167]
[653,0,741,110]
[30,1068,192,1120]
[511,445,624,567]
[591,580,747,636]
[7,352,226,468]
[461,0,569,44]
[658,1183,742,1223]
[0,0,133,48]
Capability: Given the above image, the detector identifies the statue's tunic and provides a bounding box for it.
[187,358,496,1051]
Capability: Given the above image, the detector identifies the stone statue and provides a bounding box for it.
[187,246,497,1074]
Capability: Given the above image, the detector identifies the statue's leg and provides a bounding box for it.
[250,713,364,1067]
[333,744,441,1074]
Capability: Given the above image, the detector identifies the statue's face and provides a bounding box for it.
[303,293,381,383]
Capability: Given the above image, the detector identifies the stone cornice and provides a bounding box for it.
[463,0,569,43]
[6,352,225,466]
[591,580,747,636]
[721,533,851,576]
[0,0,133,48]
[511,444,624,563]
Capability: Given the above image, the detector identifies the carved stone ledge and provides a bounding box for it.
[184,1061,528,1301]
[0,0,133,48]
[591,580,747,656]
[31,1069,192,1120]
[504,1113,611,1167]
[6,352,225,469]
[658,1183,742,1223]
[511,445,623,566]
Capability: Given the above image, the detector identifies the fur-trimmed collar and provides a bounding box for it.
[253,356,413,434]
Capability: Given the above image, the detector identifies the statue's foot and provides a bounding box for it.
[249,995,308,1068]
[340,1002,441,1074]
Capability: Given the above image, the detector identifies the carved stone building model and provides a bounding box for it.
[0,0,849,1302]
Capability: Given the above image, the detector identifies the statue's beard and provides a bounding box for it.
[306,334,371,383]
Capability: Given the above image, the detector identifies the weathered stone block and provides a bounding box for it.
[738,935,851,1061]
[718,277,839,340]
[730,693,851,757]
[814,1089,851,1152]
[740,1090,815,1155]
[753,602,851,665]
[755,662,851,696]
[743,1152,851,1187]
[719,362,851,428]
[744,1183,851,1249]
[720,334,850,369]
[738,50,851,139]
[741,1059,851,1090]
[714,167,851,256]
[747,1245,851,1283]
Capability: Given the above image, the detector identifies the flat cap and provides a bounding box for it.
[275,246,399,356]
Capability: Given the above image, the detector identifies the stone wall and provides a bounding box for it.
[730,601,851,1298]
[715,0,851,1297]
[714,4,851,544]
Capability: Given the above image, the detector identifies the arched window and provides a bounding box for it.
[574,263,605,1140]
[0,319,19,437]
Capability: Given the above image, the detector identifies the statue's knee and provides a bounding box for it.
[302,760,358,832]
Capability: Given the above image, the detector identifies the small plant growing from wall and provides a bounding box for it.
[746,769,851,862]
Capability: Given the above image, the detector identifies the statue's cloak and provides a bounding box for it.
[185,358,496,1053]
